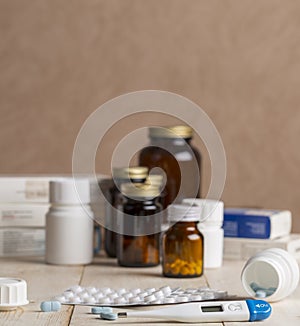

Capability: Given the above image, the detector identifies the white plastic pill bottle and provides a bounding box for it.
[46,178,94,265]
[182,198,224,268]
[241,248,299,302]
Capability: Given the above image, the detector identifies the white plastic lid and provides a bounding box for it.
[168,204,202,222]
[50,178,90,204]
[182,198,224,227]
[0,278,29,310]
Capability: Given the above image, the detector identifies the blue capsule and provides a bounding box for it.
[250,282,260,292]
[91,306,113,314]
[40,301,61,312]
[100,312,118,320]
[250,282,276,298]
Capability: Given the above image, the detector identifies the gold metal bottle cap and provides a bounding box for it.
[112,166,148,180]
[145,174,164,187]
[149,125,193,139]
[121,183,160,198]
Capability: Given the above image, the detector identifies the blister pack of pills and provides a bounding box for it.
[53,285,228,306]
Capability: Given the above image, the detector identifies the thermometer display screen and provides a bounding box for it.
[201,305,223,313]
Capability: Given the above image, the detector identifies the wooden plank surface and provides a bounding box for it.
[0,257,83,326]
[0,256,299,325]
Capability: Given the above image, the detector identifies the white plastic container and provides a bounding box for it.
[183,199,224,268]
[46,178,94,265]
[241,248,299,302]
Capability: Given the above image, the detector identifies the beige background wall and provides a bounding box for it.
[1,0,300,230]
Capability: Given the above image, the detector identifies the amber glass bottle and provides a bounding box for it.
[139,126,201,208]
[104,167,148,258]
[145,174,165,207]
[117,183,162,267]
[162,204,204,278]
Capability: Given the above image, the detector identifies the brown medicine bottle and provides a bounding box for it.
[104,167,148,258]
[117,183,162,267]
[145,174,166,207]
[139,126,201,208]
[162,204,204,278]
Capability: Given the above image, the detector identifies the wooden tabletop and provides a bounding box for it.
[0,255,299,325]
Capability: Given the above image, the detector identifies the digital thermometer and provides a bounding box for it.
[118,299,272,323]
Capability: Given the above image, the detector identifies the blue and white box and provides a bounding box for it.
[223,208,292,239]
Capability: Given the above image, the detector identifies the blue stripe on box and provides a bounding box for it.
[223,210,272,239]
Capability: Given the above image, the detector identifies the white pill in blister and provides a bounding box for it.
[114,297,127,304]
[93,293,104,301]
[159,286,171,295]
[79,292,89,300]
[168,293,179,297]
[163,297,176,304]
[108,293,118,299]
[86,287,98,295]
[138,292,148,298]
[53,296,67,303]
[176,296,189,302]
[190,294,203,301]
[129,296,142,304]
[145,288,156,294]
[55,285,227,307]
[86,297,96,304]
[69,286,83,293]
[63,291,74,299]
[131,288,141,295]
[144,294,156,302]
[116,288,127,295]
[99,297,112,304]
[201,293,215,300]
[100,287,112,295]
[69,296,82,304]
[215,290,227,298]
[122,293,133,300]
[153,290,164,298]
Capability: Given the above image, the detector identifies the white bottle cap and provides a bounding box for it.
[0,278,29,310]
[50,178,90,204]
[182,198,224,227]
[168,204,202,222]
